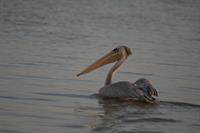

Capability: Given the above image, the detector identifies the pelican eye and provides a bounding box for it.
[125,47,132,55]
[113,48,119,52]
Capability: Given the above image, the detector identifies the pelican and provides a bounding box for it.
[77,46,158,103]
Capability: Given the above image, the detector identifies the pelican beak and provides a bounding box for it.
[77,50,121,77]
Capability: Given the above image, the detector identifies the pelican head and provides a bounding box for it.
[77,46,132,77]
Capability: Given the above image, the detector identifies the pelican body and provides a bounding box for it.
[77,46,158,103]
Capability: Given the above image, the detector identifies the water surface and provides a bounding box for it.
[0,0,200,133]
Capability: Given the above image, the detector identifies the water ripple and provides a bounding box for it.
[0,112,66,121]
[123,117,181,123]
[182,87,200,91]
[2,74,98,83]
[0,95,56,102]
[120,72,153,76]
[0,129,26,133]
[36,92,90,99]
[157,63,197,68]
[59,124,86,128]
[92,126,111,132]
[118,131,164,133]
[4,17,47,26]
[161,101,200,108]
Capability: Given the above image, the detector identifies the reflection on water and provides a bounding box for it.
[92,99,200,133]
[0,0,200,133]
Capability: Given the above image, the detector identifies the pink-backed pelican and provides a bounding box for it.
[77,46,158,103]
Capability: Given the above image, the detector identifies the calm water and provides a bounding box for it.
[0,0,200,133]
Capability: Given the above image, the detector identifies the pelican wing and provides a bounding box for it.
[99,81,157,103]
[99,81,133,98]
